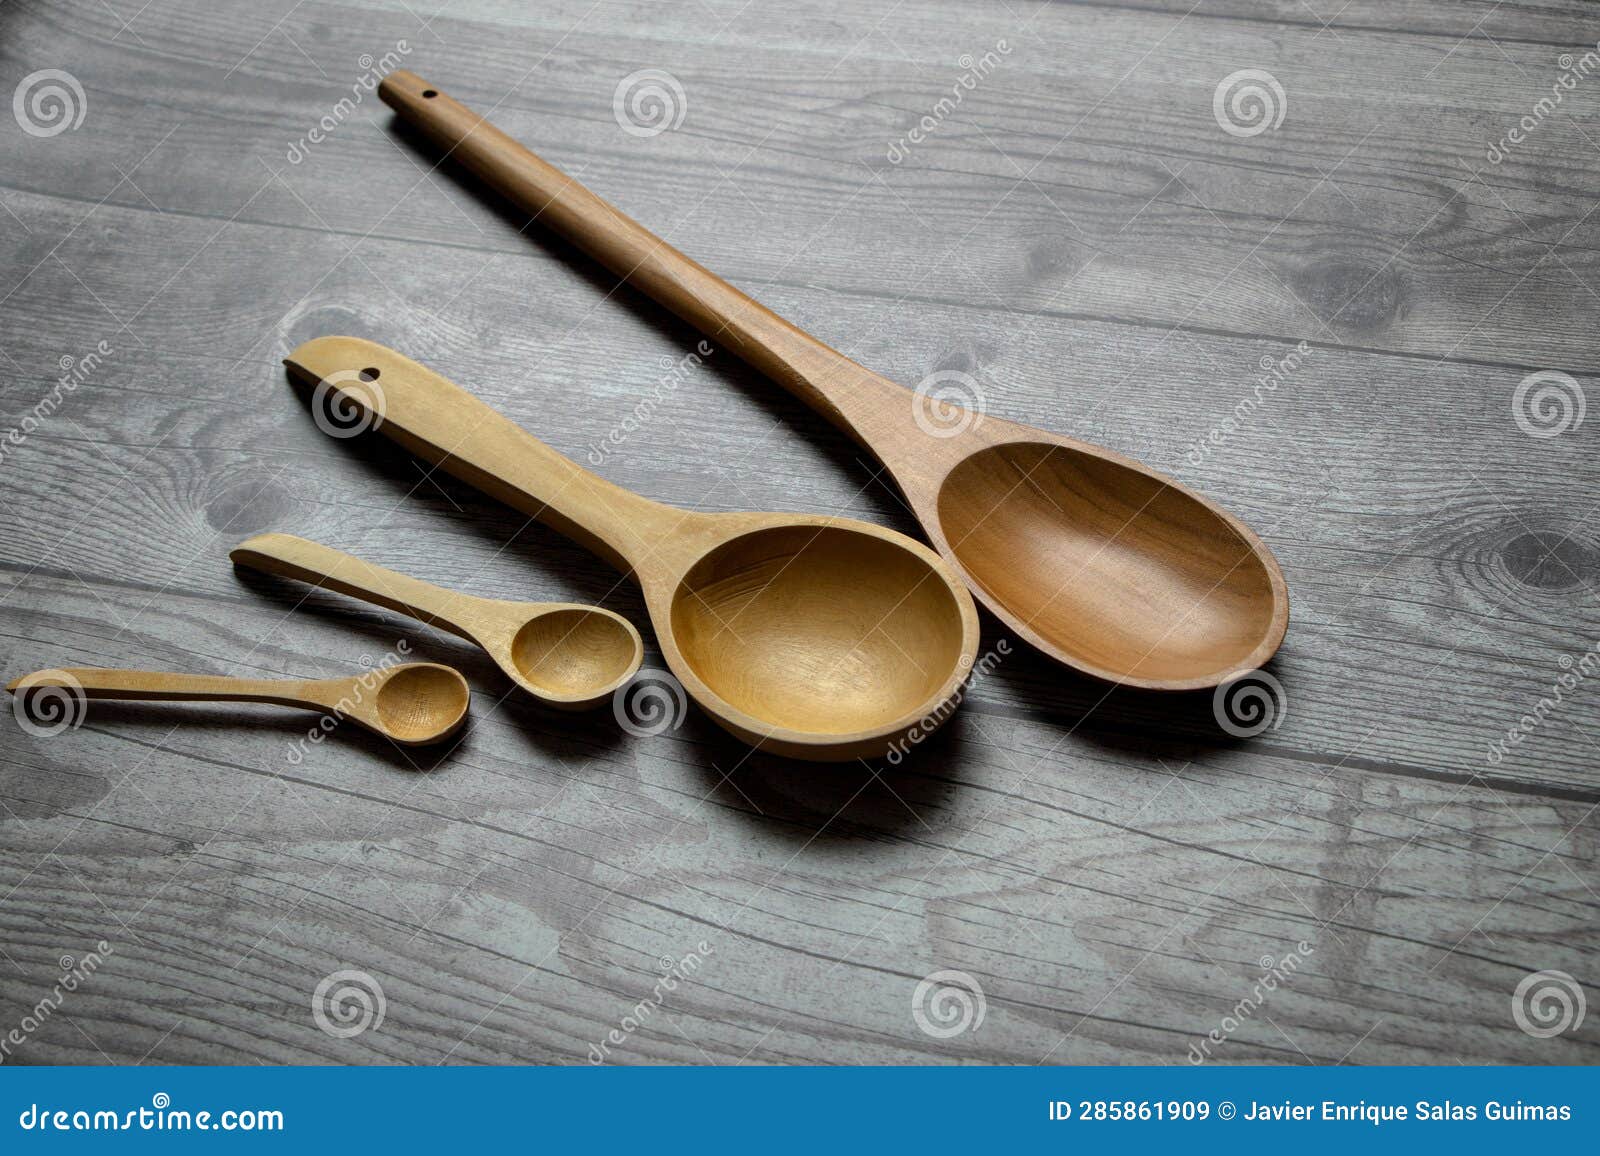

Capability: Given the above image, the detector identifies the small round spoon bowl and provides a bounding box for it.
[231,533,642,710]
[7,662,471,746]
[373,70,1288,690]
[285,337,980,761]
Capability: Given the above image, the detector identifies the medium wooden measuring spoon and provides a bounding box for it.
[231,532,642,710]
[284,336,979,762]
[377,70,1288,691]
[7,663,470,745]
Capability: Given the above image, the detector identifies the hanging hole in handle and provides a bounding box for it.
[359,367,380,382]
[422,90,438,99]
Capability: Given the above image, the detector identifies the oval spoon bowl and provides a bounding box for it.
[932,435,1287,689]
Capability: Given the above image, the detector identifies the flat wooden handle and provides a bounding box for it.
[231,533,479,642]
[9,668,318,709]
[378,70,878,435]
[285,336,679,574]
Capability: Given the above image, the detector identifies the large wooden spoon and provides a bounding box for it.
[230,532,642,710]
[7,663,470,745]
[284,336,979,761]
[378,70,1288,691]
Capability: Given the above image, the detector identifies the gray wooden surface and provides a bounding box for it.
[2,0,1597,1065]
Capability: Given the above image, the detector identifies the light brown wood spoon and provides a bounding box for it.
[284,336,979,761]
[230,532,642,710]
[378,70,1288,691]
[6,663,470,745]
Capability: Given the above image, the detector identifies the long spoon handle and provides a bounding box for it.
[377,70,896,439]
[286,337,684,575]
[231,533,481,642]
[7,668,323,710]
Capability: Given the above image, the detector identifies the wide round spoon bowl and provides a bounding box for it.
[375,70,1288,690]
[7,662,471,746]
[285,337,980,761]
[230,532,642,710]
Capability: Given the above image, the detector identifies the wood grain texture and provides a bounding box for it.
[1,0,1597,1064]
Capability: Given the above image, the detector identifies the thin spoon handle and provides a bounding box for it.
[9,668,321,709]
[286,337,682,575]
[232,533,481,643]
[377,70,893,438]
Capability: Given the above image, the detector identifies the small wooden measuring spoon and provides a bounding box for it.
[230,532,642,710]
[377,70,1288,691]
[284,336,980,762]
[7,663,470,745]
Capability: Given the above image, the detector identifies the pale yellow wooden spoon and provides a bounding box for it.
[7,663,471,745]
[231,533,642,710]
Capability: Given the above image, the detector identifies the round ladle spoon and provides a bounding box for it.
[378,70,1288,690]
[230,532,642,711]
[284,337,979,762]
[7,663,470,745]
